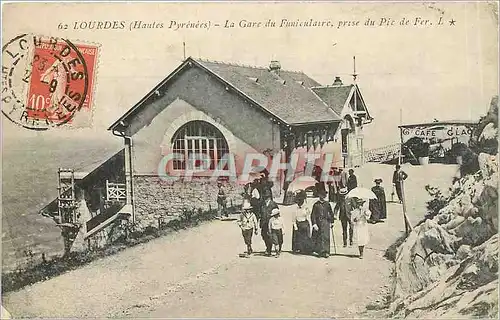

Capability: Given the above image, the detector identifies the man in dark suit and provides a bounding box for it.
[392,164,408,203]
[260,189,278,256]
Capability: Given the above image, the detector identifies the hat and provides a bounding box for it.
[242,201,252,210]
[355,197,366,203]
[295,189,307,200]
[374,178,383,183]
[262,189,272,198]
[317,189,327,197]
[339,188,348,195]
[270,208,280,216]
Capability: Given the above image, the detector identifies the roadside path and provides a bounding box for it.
[2,164,457,317]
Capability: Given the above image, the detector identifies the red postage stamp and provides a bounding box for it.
[2,34,99,130]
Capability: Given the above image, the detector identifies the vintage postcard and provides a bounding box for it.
[1,1,498,319]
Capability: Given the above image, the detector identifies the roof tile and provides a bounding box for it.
[195,60,341,124]
[311,85,354,116]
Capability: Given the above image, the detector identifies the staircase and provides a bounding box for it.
[56,168,81,255]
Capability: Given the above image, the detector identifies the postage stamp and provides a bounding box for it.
[1,34,99,130]
[1,1,498,319]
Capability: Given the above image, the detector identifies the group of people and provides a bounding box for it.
[217,174,274,218]
[238,185,281,257]
[235,165,409,259]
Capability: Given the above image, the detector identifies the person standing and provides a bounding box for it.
[292,190,313,254]
[260,174,274,201]
[311,189,335,258]
[260,189,278,256]
[392,165,408,203]
[351,198,372,259]
[334,188,353,247]
[268,208,285,257]
[327,167,338,203]
[238,202,258,256]
[339,168,348,189]
[250,180,261,220]
[243,182,251,198]
[347,169,358,191]
[217,182,228,217]
[369,178,387,223]
[313,165,326,197]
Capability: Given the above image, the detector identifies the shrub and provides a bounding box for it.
[403,137,430,160]
[384,232,408,262]
[424,185,450,221]
[2,206,221,294]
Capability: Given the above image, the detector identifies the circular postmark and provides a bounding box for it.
[2,34,89,130]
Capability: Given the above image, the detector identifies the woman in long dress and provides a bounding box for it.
[369,178,387,223]
[311,189,334,258]
[291,190,313,254]
[350,197,372,259]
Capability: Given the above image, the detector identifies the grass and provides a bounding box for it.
[1,207,225,294]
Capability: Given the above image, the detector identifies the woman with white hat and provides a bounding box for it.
[292,190,313,254]
[350,198,372,259]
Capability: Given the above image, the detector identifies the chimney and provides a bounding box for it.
[333,76,343,86]
[269,60,281,75]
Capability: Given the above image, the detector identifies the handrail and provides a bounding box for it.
[364,143,402,163]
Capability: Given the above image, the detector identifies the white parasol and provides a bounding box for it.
[346,187,377,200]
[288,176,317,192]
[237,172,265,185]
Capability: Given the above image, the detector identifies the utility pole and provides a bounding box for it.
[183,42,186,61]
[399,107,412,235]
[352,56,358,82]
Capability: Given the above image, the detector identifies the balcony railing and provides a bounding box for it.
[365,143,402,163]
[106,180,126,201]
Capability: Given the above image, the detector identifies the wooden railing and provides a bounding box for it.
[364,143,402,163]
[106,180,126,201]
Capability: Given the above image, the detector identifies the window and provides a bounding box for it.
[171,121,229,170]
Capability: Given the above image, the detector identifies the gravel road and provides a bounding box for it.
[2,163,458,318]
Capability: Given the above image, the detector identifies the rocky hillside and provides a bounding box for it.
[387,96,499,318]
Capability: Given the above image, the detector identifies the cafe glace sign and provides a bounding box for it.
[401,124,474,142]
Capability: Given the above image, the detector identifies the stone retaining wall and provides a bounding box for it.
[133,176,282,230]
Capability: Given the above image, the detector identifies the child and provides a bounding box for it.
[238,201,258,256]
[350,198,371,259]
[268,208,285,257]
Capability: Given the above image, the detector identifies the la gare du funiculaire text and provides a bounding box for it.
[67,17,438,32]
[65,16,445,31]
[68,19,350,31]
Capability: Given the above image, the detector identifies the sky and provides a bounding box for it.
[2,1,498,149]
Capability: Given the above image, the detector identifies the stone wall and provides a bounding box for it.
[132,176,281,230]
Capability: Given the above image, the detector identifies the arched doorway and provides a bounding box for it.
[170,120,229,171]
